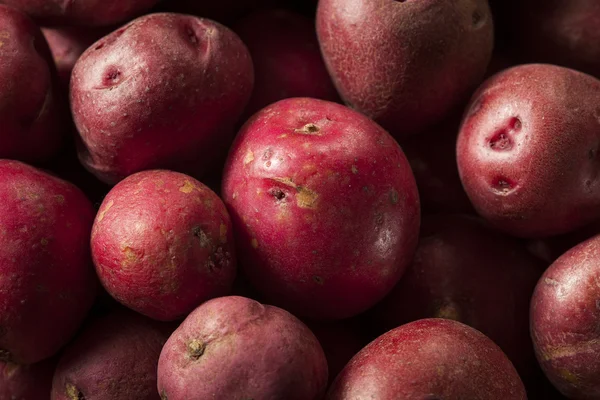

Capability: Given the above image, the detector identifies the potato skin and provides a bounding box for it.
[0,0,160,26]
[457,64,600,238]
[157,296,328,400]
[316,0,494,138]
[531,234,600,399]
[0,5,65,163]
[234,9,339,119]
[222,98,420,319]
[371,215,543,377]
[71,13,254,184]
[328,319,527,400]
[92,170,237,321]
[51,310,171,400]
[0,160,97,364]
[0,358,56,399]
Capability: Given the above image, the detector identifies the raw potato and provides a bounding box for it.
[71,13,254,184]
[92,170,237,321]
[316,0,494,138]
[328,319,527,399]
[234,9,339,119]
[0,358,56,399]
[531,234,600,399]
[457,64,600,238]
[0,0,160,26]
[371,215,543,377]
[157,296,328,400]
[51,310,172,400]
[0,5,65,163]
[0,160,97,364]
[222,98,420,319]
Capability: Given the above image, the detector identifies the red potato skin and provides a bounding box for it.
[51,310,172,400]
[0,5,65,163]
[0,358,56,399]
[91,170,237,321]
[222,98,420,320]
[0,0,160,27]
[234,9,339,120]
[457,64,600,238]
[371,215,543,377]
[316,0,494,138]
[328,319,527,400]
[157,296,328,400]
[0,160,97,364]
[71,13,254,185]
[531,234,600,399]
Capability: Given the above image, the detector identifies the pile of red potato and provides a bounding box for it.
[1,0,600,399]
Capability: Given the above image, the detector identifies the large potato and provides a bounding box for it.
[71,13,254,184]
[457,64,600,238]
[0,160,97,364]
[222,98,420,319]
[316,0,494,138]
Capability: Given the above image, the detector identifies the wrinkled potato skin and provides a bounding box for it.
[0,358,56,399]
[457,64,600,238]
[222,98,420,320]
[91,170,237,321]
[0,160,97,364]
[157,296,328,400]
[316,0,494,138]
[71,13,254,184]
[531,234,600,399]
[0,5,65,163]
[328,319,527,400]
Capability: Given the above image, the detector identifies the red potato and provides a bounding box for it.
[457,64,600,238]
[371,214,543,377]
[0,5,65,163]
[0,160,97,364]
[328,319,526,399]
[0,0,160,26]
[0,358,56,399]
[51,310,171,400]
[91,170,237,321]
[316,0,494,138]
[234,9,339,120]
[71,13,254,185]
[222,98,420,320]
[157,296,328,400]
[531,234,600,399]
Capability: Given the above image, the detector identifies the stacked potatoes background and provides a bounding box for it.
[0,0,598,399]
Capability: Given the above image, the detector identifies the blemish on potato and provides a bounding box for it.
[66,382,85,400]
[558,368,580,384]
[296,186,318,209]
[193,227,212,248]
[97,200,114,222]
[121,246,138,268]
[251,238,259,249]
[313,276,324,285]
[187,339,206,360]
[40,238,48,246]
[544,277,560,287]
[351,165,358,174]
[294,123,321,135]
[244,150,255,165]
[389,189,399,204]
[179,180,196,193]
[55,195,65,204]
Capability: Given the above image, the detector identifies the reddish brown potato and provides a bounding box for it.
[0,0,160,26]
[71,13,253,184]
[457,64,600,238]
[157,296,328,400]
[234,9,339,119]
[328,319,527,399]
[531,234,600,399]
[91,170,237,321]
[371,215,543,377]
[316,0,494,138]
[222,98,420,319]
[0,160,97,364]
[0,358,56,399]
[0,5,65,163]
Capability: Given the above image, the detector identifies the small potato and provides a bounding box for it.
[457,64,600,238]
[0,0,160,26]
[92,170,237,321]
[316,0,494,138]
[531,234,600,399]
[157,296,328,400]
[328,319,527,399]
[51,310,172,400]
[0,160,97,364]
[0,358,56,399]
[71,13,253,184]
[0,5,65,163]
